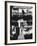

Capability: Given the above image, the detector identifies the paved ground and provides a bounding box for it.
[18,34,24,40]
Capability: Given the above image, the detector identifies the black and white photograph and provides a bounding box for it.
[5,1,36,45]
[10,6,32,40]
